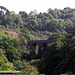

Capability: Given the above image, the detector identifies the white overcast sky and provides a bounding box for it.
[0,0,75,14]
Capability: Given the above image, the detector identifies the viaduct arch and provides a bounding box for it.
[27,39,75,59]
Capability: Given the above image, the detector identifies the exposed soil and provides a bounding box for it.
[5,30,20,37]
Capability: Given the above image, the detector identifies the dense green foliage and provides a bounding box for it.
[0,48,15,71]
[0,6,75,74]
[0,30,32,70]
[1,6,75,39]
[39,39,75,74]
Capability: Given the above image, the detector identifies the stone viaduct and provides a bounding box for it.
[27,39,75,59]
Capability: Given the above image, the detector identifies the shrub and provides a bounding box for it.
[21,65,39,75]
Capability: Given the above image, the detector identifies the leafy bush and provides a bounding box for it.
[21,65,39,75]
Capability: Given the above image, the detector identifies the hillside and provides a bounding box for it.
[0,6,75,39]
[0,6,75,74]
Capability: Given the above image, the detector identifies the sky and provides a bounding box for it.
[0,0,75,14]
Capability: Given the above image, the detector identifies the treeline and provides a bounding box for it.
[1,6,75,39]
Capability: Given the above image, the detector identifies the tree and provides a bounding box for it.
[0,48,15,71]
[65,19,73,32]
[19,11,28,18]
[0,31,21,62]
[0,6,9,13]
[41,40,75,74]
[41,39,63,74]
[6,46,21,62]
[29,10,37,15]
[64,7,72,13]
[48,8,58,18]
[49,30,66,39]
[14,14,23,28]
[43,13,54,20]
[29,19,38,26]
